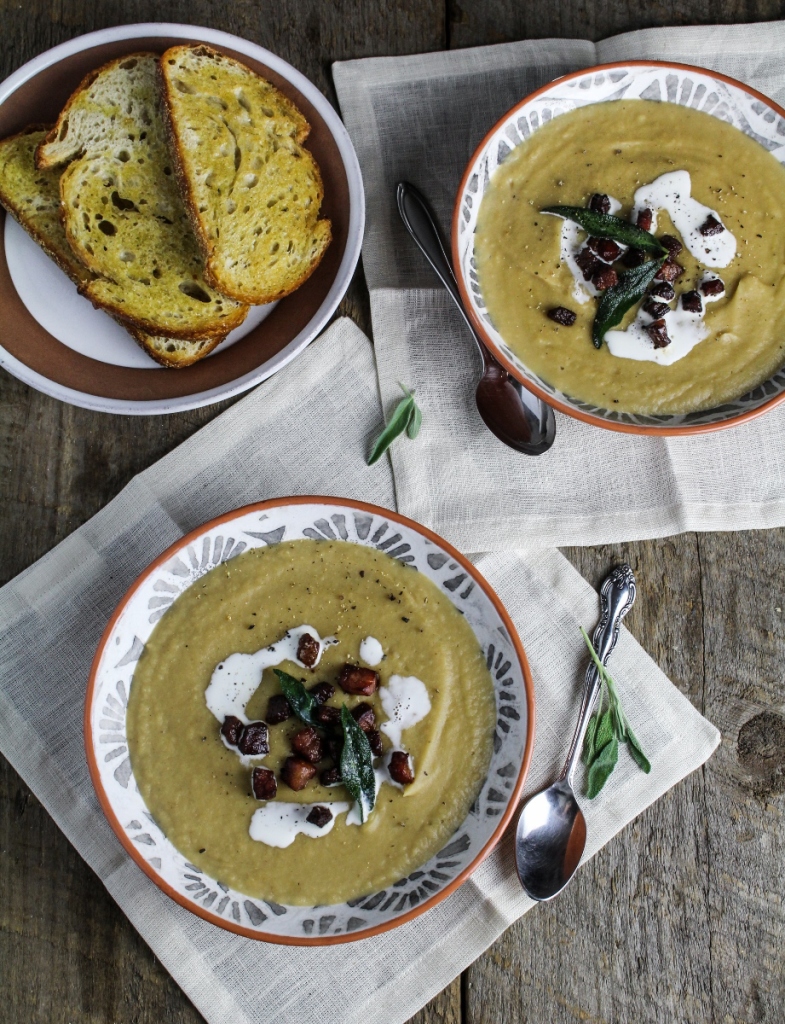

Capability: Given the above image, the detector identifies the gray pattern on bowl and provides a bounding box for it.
[88,501,529,941]
[456,64,785,429]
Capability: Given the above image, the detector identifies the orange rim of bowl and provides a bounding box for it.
[84,495,536,945]
[452,59,785,437]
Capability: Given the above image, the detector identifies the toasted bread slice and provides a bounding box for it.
[37,53,248,341]
[0,125,227,368]
[159,44,332,305]
[0,124,93,286]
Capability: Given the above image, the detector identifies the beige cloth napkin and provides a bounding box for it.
[0,318,718,1024]
[333,21,785,554]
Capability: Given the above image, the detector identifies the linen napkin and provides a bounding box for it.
[333,20,785,555]
[0,317,718,1024]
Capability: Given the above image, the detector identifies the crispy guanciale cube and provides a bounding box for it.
[309,681,335,704]
[326,733,344,763]
[251,767,277,801]
[586,236,622,262]
[645,318,671,349]
[650,281,676,301]
[589,193,611,215]
[292,726,324,764]
[314,704,342,727]
[282,756,317,791]
[238,721,269,756]
[592,266,618,291]
[367,728,384,757]
[575,247,603,281]
[699,214,724,236]
[643,299,669,320]
[297,632,320,668]
[221,715,244,747]
[659,234,683,259]
[636,207,653,231]
[655,260,683,283]
[306,805,333,828]
[701,277,725,297]
[338,664,380,696]
[320,766,342,787]
[388,751,415,786]
[681,290,703,314]
[546,306,577,327]
[351,702,376,732]
[622,247,645,268]
[266,694,292,725]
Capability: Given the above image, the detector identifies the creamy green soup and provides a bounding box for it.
[126,540,496,905]
[475,100,785,414]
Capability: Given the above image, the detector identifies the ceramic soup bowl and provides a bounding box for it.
[453,61,785,435]
[86,497,534,944]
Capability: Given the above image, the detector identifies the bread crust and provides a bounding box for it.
[159,44,332,306]
[124,323,226,367]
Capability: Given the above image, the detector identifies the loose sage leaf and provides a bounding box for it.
[541,206,668,254]
[586,733,619,798]
[340,705,376,822]
[580,626,651,795]
[407,400,423,440]
[274,669,318,727]
[593,706,615,755]
[582,713,598,765]
[592,257,665,349]
[367,395,414,465]
[624,725,652,774]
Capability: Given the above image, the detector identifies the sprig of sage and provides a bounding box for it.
[368,383,422,465]
[580,627,651,798]
[541,206,667,255]
[274,669,319,727]
[592,258,665,349]
[339,705,377,822]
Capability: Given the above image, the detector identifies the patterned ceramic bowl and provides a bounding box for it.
[85,497,534,944]
[453,61,785,435]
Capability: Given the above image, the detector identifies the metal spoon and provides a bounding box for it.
[515,564,637,900]
[396,182,556,456]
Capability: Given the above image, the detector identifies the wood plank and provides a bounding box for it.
[448,0,785,46]
[698,529,785,1022]
[0,2,444,1021]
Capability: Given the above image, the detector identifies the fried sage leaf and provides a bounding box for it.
[368,383,423,465]
[541,206,668,254]
[274,669,319,727]
[340,705,376,822]
[592,258,665,349]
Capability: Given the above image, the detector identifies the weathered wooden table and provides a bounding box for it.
[2,2,784,1021]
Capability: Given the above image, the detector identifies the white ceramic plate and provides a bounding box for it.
[0,24,364,414]
[85,498,535,944]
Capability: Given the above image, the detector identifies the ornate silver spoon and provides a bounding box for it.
[514,564,637,900]
[396,182,556,456]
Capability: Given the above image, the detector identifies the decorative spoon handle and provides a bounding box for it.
[560,564,637,784]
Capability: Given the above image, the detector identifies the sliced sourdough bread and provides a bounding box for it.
[37,53,248,341]
[159,44,332,305]
[0,125,227,367]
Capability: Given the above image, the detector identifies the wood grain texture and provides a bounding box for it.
[448,0,785,46]
[2,1,785,1023]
